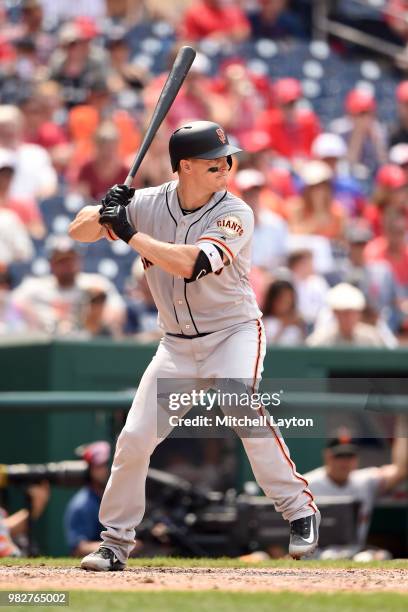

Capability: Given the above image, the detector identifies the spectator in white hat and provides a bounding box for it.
[287,160,345,240]
[311,133,368,218]
[306,283,391,347]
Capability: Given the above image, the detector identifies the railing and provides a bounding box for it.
[0,390,406,413]
[313,0,405,59]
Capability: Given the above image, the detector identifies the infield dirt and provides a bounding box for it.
[1,565,408,593]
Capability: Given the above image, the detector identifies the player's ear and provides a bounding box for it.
[179,159,192,174]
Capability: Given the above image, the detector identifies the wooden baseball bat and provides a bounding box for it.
[124,45,196,188]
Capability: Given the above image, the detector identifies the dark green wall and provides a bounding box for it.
[1,340,407,555]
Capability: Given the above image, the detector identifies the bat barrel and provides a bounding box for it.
[125,46,196,186]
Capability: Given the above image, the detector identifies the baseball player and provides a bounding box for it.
[69,121,320,571]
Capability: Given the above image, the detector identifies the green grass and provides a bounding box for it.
[1,591,408,612]
[1,556,408,569]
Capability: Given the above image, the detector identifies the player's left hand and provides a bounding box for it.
[100,184,135,211]
[99,204,137,244]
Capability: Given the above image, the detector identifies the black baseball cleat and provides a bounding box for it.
[289,510,321,559]
[80,546,126,572]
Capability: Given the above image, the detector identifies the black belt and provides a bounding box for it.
[166,331,214,339]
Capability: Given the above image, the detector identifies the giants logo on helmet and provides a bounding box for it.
[216,128,226,144]
[216,215,244,237]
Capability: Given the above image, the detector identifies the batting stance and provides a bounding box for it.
[69,121,320,571]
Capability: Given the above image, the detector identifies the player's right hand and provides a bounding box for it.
[100,184,135,212]
[99,204,136,244]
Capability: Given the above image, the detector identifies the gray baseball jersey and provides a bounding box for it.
[126,180,261,335]
[97,180,319,563]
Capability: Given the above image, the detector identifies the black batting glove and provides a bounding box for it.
[99,204,137,243]
[100,184,135,211]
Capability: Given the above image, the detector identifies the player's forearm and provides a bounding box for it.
[68,206,106,243]
[129,232,199,278]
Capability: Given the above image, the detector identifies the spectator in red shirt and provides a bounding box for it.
[330,89,388,179]
[181,0,250,42]
[363,164,407,236]
[74,122,128,202]
[365,209,408,290]
[255,78,320,161]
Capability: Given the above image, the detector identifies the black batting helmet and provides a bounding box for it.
[169,120,242,172]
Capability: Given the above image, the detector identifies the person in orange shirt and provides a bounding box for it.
[286,160,345,240]
[255,78,320,161]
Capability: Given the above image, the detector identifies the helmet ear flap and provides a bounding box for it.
[227,155,232,170]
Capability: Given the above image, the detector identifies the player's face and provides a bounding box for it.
[190,157,230,190]
[325,450,358,484]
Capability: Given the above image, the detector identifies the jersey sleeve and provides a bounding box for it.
[196,206,254,264]
[353,467,383,497]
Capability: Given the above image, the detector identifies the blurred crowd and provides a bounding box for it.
[0,0,408,346]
